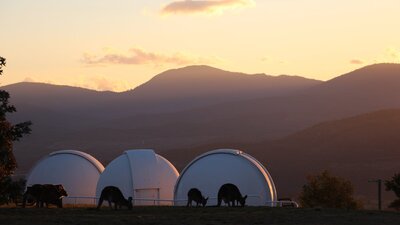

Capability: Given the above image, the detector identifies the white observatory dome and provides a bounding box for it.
[174,149,277,206]
[96,149,179,206]
[26,150,104,205]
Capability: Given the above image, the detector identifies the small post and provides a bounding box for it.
[378,179,382,211]
[368,179,382,211]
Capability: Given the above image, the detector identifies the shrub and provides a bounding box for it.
[299,170,361,209]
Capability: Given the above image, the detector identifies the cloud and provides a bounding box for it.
[88,76,129,91]
[161,0,255,15]
[349,59,364,65]
[73,76,130,92]
[23,77,36,82]
[82,48,214,67]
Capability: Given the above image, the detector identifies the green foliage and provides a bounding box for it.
[0,56,32,180]
[385,173,400,210]
[299,170,361,209]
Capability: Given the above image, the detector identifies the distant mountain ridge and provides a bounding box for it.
[108,63,400,146]
[3,65,321,115]
[130,65,321,100]
[2,65,321,172]
[125,65,320,112]
[3,63,400,182]
[3,82,118,115]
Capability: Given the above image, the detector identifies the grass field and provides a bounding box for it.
[1,206,400,225]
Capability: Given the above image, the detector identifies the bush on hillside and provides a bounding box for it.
[299,170,362,209]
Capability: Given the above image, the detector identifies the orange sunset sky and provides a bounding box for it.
[1,0,400,92]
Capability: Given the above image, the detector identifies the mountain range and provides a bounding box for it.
[4,65,322,168]
[3,63,400,207]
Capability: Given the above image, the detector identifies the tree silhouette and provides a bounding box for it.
[0,176,26,204]
[299,170,361,209]
[0,56,32,181]
[385,173,400,210]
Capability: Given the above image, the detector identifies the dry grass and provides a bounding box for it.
[1,206,400,225]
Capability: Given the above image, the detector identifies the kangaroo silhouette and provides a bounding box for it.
[97,186,133,210]
[187,188,208,207]
[217,183,247,207]
[23,184,68,208]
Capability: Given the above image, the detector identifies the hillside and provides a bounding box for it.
[126,65,321,112]
[2,82,118,114]
[3,65,320,116]
[274,108,400,158]
[123,63,400,143]
[162,109,400,206]
[251,109,400,201]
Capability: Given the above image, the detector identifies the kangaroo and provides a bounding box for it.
[97,186,133,210]
[22,184,68,208]
[187,188,208,207]
[39,184,68,208]
[217,183,247,207]
[23,184,43,208]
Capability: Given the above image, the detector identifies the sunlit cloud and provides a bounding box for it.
[70,75,130,92]
[161,0,255,15]
[84,76,129,92]
[23,77,36,82]
[82,47,216,67]
[349,59,364,65]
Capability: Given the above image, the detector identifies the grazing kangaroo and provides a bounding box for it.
[97,186,133,210]
[39,184,68,208]
[187,188,208,207]
[23,184,43,208]
[217,183,247,207]
[23,184,68,208]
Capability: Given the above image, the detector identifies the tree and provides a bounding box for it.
[0,176,26,204]
[0,56,31,185]
[299,170,361,209]
[385,173,400,210]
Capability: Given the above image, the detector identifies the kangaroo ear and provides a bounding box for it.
[206,197,209,200]
[244,195,247,200]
